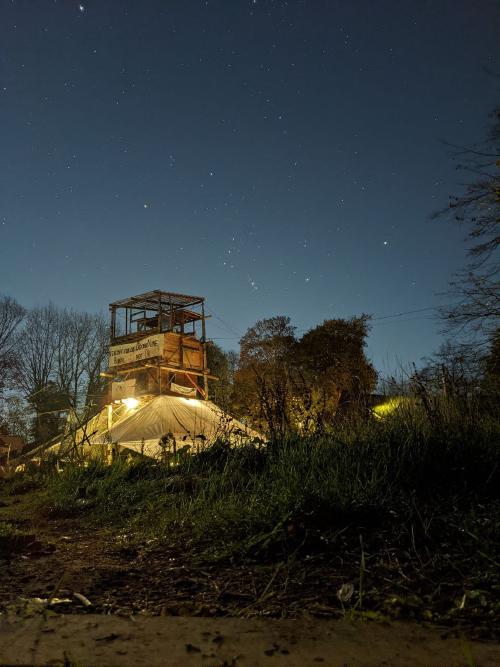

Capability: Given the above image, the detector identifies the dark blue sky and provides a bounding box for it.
[1,1,499,372]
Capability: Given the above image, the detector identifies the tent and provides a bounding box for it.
[53,395,263,459]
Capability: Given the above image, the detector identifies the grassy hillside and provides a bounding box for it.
[2,395,499,632]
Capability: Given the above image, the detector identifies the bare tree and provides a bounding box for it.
[0,394,30,441]
[14,304,61,442]
[435,101,499,335]
[55,309,90,408]
[418,340,483,398]
[55,310,107,410]
[17,306,108,408]
[82,313,109,409]
[0,295,25,391]
[16,304,59,400]
[14,304,109,442]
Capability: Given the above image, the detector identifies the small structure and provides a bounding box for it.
[51,395,262,460]
[104,290,216,403]
[0,435,25,466]
[28,290,264,463]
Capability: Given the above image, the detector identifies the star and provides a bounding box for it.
[79,4,85,13]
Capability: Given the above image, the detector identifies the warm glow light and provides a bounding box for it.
[372,397,405,419]
[122,397,139,410]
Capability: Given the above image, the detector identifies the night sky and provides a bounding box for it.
[1,1,499,373]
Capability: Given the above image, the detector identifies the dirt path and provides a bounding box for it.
[0,495,492,630]
[1,493,499,664]
[1,613,499,666]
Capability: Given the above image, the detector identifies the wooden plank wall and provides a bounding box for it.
[162,333,203,371]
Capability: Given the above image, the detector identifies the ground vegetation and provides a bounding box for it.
[1,388,498,638]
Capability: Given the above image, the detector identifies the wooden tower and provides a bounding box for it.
[104,290,215,402]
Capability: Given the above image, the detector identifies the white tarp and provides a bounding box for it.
[170,382,197,397]
[49,396,263,460]
[109,334,164,368]
[107,395,261,450]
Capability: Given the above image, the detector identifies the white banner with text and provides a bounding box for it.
[109,334,164,368]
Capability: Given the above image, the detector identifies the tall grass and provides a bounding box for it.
[28,394,498,561]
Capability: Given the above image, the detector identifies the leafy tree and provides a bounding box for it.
[239,315,296,365]
[236,316,296,440]
[435,101,499,335]
[235,315,376,438]
[206,341,238,409]
[294,316,377,428]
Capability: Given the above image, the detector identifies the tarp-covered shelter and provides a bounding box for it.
[51,396,262,460]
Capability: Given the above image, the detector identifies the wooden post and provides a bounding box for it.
[201,301,206,342]
[201,301,209,400]
[158,295,163,396]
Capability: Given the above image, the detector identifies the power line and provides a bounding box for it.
[371,315,437,328]
[207,303,459,342]
[210,336,240,340]
[372,305,449,321]
[207,310,242,338]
